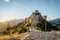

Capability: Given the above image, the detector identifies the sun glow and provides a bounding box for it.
[0,19,9,22]
[4,0,10,2]
[0,18,11,22]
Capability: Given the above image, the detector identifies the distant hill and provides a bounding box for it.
[7,19,24,27]
[0,19,23,32]
[49,18,60,29]
[0,19,23,27]
[49,18,60,25]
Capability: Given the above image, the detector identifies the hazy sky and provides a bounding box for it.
[0,0,60,22]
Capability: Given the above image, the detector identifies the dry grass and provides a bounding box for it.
[0,32,29,40]
[0,31,60,40]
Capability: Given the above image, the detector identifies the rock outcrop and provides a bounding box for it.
[23,10,58,31]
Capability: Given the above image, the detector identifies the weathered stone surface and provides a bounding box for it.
[24,31,60,40]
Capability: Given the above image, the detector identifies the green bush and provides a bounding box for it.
[18,25,27,34]
[12,25,27,34]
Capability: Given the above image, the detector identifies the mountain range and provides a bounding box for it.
[0,10,60,35]
[49,18,60,29]
[49,18,60,25]
[0,19,23,31]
